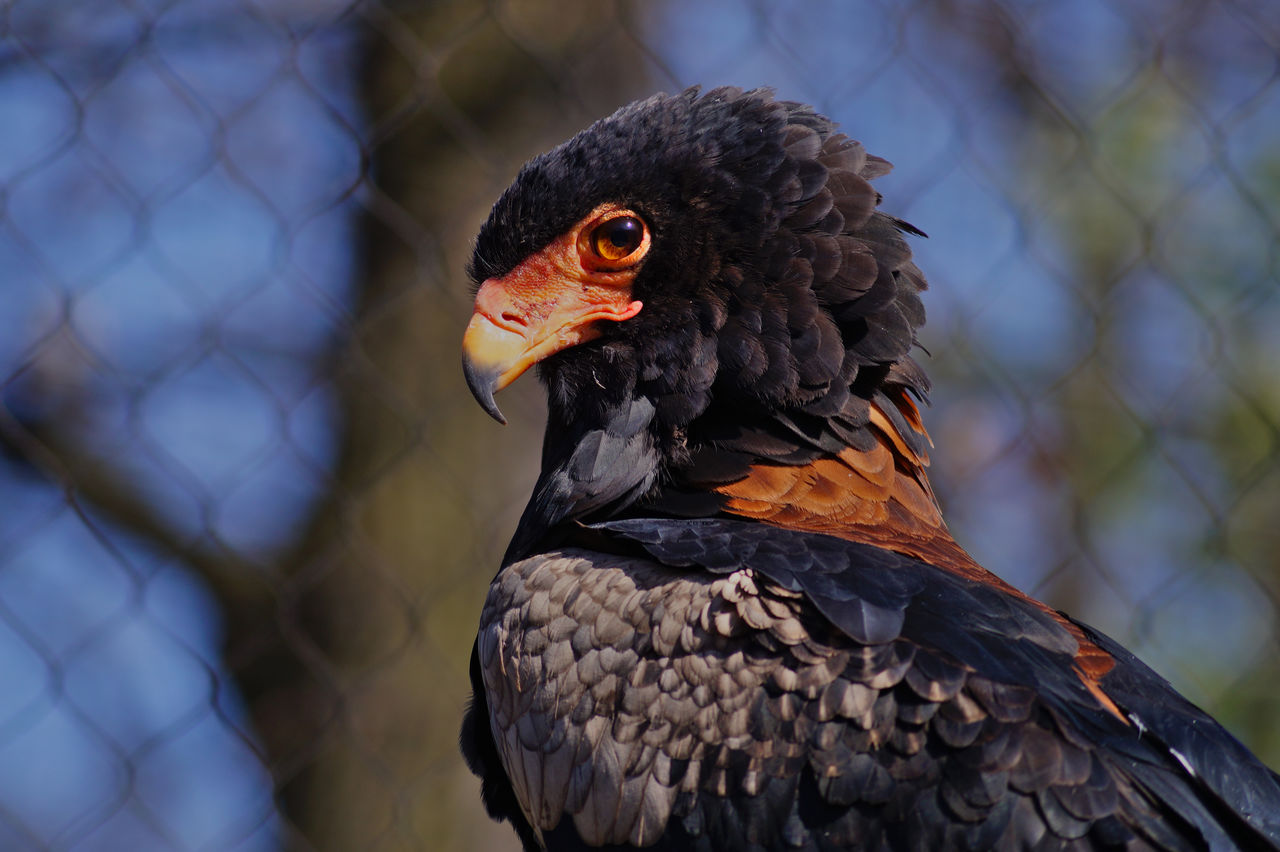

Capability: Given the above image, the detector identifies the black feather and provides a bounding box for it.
[462,87,1280,851]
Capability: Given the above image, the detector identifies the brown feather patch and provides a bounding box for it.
[711,392,1122,719]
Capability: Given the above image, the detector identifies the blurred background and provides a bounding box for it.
[0,0,1277,849]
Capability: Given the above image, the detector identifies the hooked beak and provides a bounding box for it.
[461,314,518,424]
[461,265,642,424]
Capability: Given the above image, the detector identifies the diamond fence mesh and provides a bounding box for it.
[0,0,1277,849]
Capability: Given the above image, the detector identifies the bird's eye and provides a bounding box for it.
[589,215,646,263]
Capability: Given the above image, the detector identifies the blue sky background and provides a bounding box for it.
[0,0,1277,848]
[0,2,359,847]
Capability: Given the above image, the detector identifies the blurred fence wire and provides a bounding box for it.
[0,0,1277,849]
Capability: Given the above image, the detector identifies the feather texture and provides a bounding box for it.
[461,87,1280,851]
[474,519,1280,849]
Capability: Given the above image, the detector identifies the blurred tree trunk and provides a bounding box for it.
[219,3,660,850]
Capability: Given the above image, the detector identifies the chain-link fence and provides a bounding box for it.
[1,0,1277,849]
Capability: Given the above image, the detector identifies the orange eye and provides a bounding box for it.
[589,215,646,263]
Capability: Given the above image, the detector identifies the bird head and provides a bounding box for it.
[463,87,934,561]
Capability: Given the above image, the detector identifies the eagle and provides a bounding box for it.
[458,87,1280,851]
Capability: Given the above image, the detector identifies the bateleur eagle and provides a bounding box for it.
[459,87,1280,851]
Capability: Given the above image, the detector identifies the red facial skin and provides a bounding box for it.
[462,204,648,423]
